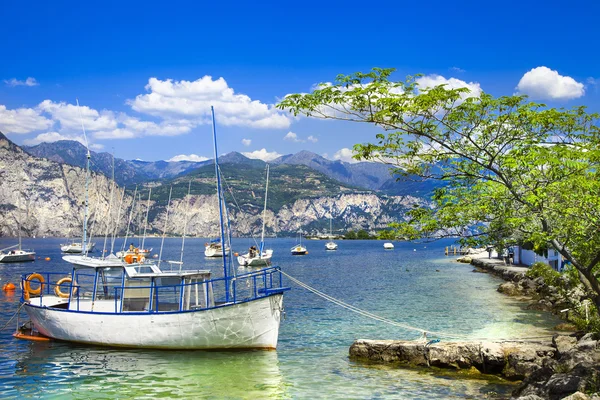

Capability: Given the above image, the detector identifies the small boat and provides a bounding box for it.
[17,106,290,350]
[325,217,337,251]
[291,234,308,255]
[383,242,394,250]
[116,247,153,259]
[0,246,36,263]
[61,241,96,253]
[204,240,230,257]
[325,241,338,251]
[238,165,274,267]
[0,203,35,263]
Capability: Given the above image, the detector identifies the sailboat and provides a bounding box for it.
[291,232,308,255]
[238,164,274,267]
[204,239,230,257]
[17,106,289,349]
[0,199,35,263]
[325,216,338,251]
[60,106,96,255]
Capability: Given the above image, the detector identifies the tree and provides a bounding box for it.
[278,68,600,314]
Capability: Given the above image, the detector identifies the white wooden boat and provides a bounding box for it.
[383,242,394,249]
[19,263,287,349]
[18,106,289,350]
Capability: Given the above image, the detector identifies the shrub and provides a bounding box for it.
[526,261,561,287]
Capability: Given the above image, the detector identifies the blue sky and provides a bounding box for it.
[1,0,599,163]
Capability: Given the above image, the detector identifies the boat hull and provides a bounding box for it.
[23,294,284,349]
[61,242,96,253]
[0,251,35,263]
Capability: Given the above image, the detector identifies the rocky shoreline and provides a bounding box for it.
[349,252,600,399]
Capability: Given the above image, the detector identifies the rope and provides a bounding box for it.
[281,271,554,343]
[1,302,25,332]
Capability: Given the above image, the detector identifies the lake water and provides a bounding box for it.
[0,237,560,399]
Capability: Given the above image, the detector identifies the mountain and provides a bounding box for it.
[23,141,207,186]
[272,150,439,195]
[2,133,429,237]
[0,132,133,238]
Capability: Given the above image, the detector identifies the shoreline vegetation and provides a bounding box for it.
[350,250,600,399]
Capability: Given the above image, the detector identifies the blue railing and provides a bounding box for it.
[21,266,289,314]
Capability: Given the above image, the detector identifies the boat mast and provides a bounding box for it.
[259,164,270,255]
[157,186,173,270]
[76,99,91,254]
[211,106,229,301]
[141,188,151,250]
[102,150,115,257]
[180,180,192,264]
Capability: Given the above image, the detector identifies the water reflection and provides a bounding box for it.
[8,342,287,399]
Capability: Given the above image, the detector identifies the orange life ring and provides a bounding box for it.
[54,277,78,298]
[24,273,45,298]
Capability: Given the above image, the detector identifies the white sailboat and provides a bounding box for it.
[291,232,308,255]
[61,104,96,255]
[238,164,274,267]
[0,195,36,263]
[17,106,289,350]
[204,240,230,257]
[383,242,395,249]
[325,217,338,251]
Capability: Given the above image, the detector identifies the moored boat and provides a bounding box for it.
[61,241,96,253]
[383,242,394,249]
[0,247,36,263]
[17,105,289,350]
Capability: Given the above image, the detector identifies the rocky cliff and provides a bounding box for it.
[1,132,428,238]
[0,132,133,238]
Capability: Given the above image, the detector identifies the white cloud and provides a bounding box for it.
[128,76,291,129]
[0,105,53,134]
[332,148,359,163]
[307,135,318,143]
[167,154,209,162]
[241,148,282,162]
[4,77,39,87]
[449,67,465,73]
[241,138,252,146]
[284,131,304,142]
[416,75,482,98]
[38,100,118,132]
[23,131,86,146]
[516,66,585,100]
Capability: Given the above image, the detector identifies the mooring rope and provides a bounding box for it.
[281,271,554,342]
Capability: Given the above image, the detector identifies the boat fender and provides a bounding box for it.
[54,277,78,298]
[124,254,135,264]
[23,273,45,299]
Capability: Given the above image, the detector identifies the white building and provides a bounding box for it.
[513,246,562,271]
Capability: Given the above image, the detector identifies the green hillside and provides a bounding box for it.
[146,162,368,213]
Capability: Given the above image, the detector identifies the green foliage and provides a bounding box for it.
[344,229,374,240]
[376,229,396,240]
[278,67,600,314]
[526,262,562,287]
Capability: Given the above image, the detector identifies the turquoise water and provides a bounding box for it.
[0,238,560,399]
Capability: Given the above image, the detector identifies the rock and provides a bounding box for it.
[499,282,521,296]
[457,256,472,263]
[514,395,546,400]
[546,373,584,397]
[553,335,578,356]
[561,392,591,400]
